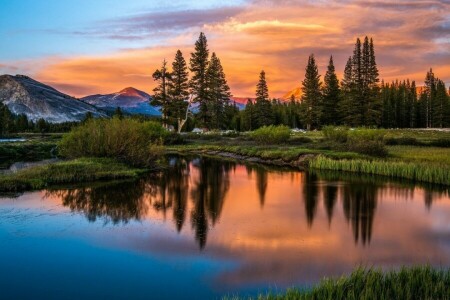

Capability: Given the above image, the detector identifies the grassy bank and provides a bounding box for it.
[310,156,450,185]
[170,128,450,185]
[0,158,146,192]
[0,134,60,168]
[226,266,450,300]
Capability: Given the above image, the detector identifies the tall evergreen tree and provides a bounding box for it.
[424,68,436,128]
[254,70,273,127]
[189,32,210,127]
[168,50,190,132]
[365,37,381,126]
[206,53,232,129]
[434,79,449,128]
[352,38,364,125]
[301,54,322,130]
[0,103,14,136]
[242,99,256,131]
[340,56,358,125]
[322,55,340,125]
[152,59,171,127]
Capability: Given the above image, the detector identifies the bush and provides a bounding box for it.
[429,138,450,148]
[385,137,420,146]
[250,125,291,144]
[322,126,349,143]
[59,118,165,167]
[347,129,387,157]
[163,133,186,145]
[288,136,314,145]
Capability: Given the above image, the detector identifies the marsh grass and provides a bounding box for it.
[225,266,450,300]
[0,136,58,167]
[0,158,145,192]
[249,125,291,144]
[59,118,165,167]
[310,156,450,185]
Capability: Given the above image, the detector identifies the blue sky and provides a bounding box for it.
[0,0,245,59]
[0,0,448,97]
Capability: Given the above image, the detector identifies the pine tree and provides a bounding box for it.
[189,32,210,127]
[340,56,358,125]
[0,103,14,136]
[366,37,381,126]
[206,53,232,129]
[424,68,436,128]
[254,70,273,127]
[152,59,171,127]
[352,38,363,126]
[434,79,448,128]
[409,81,417,128]
[322,55,340,125]
[114,107,124,119]
[301,54,322,130]
[168,50,189,132]
[255,70,269,102]
[242,99,256,131]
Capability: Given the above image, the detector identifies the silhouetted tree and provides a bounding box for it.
[301,54,322,130]
[190,32,210,127]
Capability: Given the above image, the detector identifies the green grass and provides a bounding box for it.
[226,266,450,300]
[0,158,146,192]
[310,155,450,185]
[388,145,450,165]
[168,144,365,163]
[0,134,60,168]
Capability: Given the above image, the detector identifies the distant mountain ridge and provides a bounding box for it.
[282,87,303,101]
[81,87,161,116]
[0,74,105,123]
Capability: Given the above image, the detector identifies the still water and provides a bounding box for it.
[0,156,449,299]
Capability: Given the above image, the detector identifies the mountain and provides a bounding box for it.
[82,87,161,116]
[282,87,303,101]
[0,74,105,123]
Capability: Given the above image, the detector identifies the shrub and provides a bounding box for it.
[59,118,164,167]
[347,128,387,157]
[429,138,450,148]
[288,136,314,145]
[385,137,420,146]
[163,133,186,145]
[322,127,388,157]
[250,125,291,144]
[322,126,349,143]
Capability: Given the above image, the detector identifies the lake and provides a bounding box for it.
[0,155,449,299]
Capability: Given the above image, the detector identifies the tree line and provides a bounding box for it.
[0,102,77,136]
[153,33,450,131]
[152,32,237,132]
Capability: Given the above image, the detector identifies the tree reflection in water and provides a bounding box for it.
[303,173,319,227]
[190,157,233,249]
[44,156,448,249]
[45,179,151,225]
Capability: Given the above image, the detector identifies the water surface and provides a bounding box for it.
[0,155,449,299]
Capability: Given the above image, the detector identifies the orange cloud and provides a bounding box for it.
[7,0,449,98]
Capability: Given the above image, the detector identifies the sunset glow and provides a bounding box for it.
[0,0,449,98]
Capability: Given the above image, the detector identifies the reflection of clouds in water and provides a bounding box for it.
[40,156,450,288]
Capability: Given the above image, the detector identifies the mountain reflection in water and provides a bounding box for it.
[43,156,449,250]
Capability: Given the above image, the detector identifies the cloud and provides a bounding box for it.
[68,6,244,41]
[10,0,450,97]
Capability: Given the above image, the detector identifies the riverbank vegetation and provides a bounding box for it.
[0,158,145,192]
[59,117,166,167]
[226,266,450,300]
[0,118,165,192]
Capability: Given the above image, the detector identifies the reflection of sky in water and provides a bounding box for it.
[0,156,449,299]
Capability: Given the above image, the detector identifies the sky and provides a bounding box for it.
[0,0,449,98]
